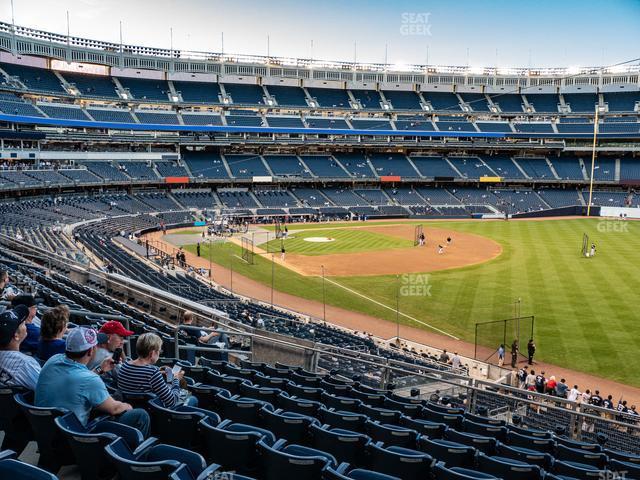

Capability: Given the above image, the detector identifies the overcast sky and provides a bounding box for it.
[1,0,639,68]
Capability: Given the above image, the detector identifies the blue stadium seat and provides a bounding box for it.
[364,420,419,448]
[205,371,248,394]
[507,424,552,438]
[189,384,231,411]
[555,436,602,452]
[322,392,363,413]
[55,411,151,480]
[324,463,401,480]
[552,459,608,479]
[286,383,324,402]
[309,424,371,467]
[319,408,368,433]
[399,416,448,439]
[239,383,283,404]
[14,392,74,472]
[422,407,463,428]
[215,394,273,425]
[257,438,337,480]
[495,442,553,469]
[417,437,476,468]
[277,393,323,417]
[383,397,422,416]
[0,458,58,480]
[462,419,507,441]
[199,417,275,474]
[506,430,555,453]
[148,398,220,448]
[609,459,640,479]
[433,462,499,480]
[367,443,434,480]
[0,386,33,453]
[120,392,157,411]
[360,404,402,424]
[555,444,608,469]
[260,408,319,444]
[445,428,497,455]
[463,412,506,427]
[605,449,640,465]
[476,453,542,480]
[104,437,213,480]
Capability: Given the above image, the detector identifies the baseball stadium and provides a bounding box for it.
[0,1,640,479]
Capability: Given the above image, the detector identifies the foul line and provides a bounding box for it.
[322,277,460,340]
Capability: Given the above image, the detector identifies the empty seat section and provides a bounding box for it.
[1,62,65,93]
[411,156,460,178]
[350,89,383,109]
[224,83,265,105]
[423,91,462,111]
[368,153,419,177]
[333,153,375,178]
[264,155,312,178]
[173,81,221,103]
[117,77,170,101]
[225,154,269,178]
[525,94,559,113]
[307,87,351,108]
[267,85,309,107]
[183,151,229,179]
[61,71,119,98]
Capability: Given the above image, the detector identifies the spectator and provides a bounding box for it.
[118,333,197,408]
[525,369,536,391]
[11,295,40,355]
[581,389,591,404]
[450,352,461,369]
[603,395,614,410]
[438,349,450,364]
[35,327,150,435]
[527,339,536,365]
[180,311,228,347]
[590,390,603,407]
[38,305,69,362]
[497,344,505,367]
[517,365,528,389]
[88,320,133,371]
[534,370,546,394]
[0,305,41,390]
[545,375,557,395]
[0,269,19,300]
[568,385,581,402]
[555,378,569,398]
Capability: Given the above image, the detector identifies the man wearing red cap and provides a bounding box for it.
[88,320,133,375]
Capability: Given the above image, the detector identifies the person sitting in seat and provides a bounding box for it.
[117,332,197,407]
[11,295,41,355]
[0,305,42,390]
[88,320,133,378]
[35,326,150,436]
[179,311,228,348]
[38,305,70,362]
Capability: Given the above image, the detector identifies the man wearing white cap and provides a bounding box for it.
[35,326,150,436]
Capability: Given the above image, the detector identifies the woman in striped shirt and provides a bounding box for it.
[117,333,195,408]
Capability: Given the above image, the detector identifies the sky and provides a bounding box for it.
[1,0,639,68]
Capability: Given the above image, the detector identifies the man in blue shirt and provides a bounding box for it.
[35,326,149,436]
[0,305,41,390]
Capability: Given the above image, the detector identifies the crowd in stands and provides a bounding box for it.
[515,364,639,419]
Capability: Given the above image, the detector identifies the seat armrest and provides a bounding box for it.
[132,436,160,457]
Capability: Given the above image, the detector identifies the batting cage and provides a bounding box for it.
[474,315,535,362]
[414,224,424,246]
[241,236,255,264]
[581,233,589,257]
[275,220,284,239]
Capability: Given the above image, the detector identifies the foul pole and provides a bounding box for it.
[586,105,600,216]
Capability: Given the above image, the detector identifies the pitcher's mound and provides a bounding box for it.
[303,237,336,243]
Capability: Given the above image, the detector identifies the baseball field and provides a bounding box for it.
[177,217,640,387]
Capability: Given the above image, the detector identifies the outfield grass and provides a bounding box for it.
[260,228,413,255]
[186,218,640,386]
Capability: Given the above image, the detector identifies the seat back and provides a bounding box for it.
[495,442,551,469]
[215,394,271,424]
[433,462,498,480]
[199,417,274,474]
[506,430,555,453]
[476,454,541,480]
[310,423,370,466]
[0,459,58,480]
[553,459,607,479]
[260,408,317,444]
[14,392,73,472]
[319,408,368,433]
[367,444,433,480]
[365,421,418,448]
[462,419,507,441]
[555,444,608,468]
[54,412,124,480]
[0,386,32,453]
[446,428,497,455]
[149,399,217,448]
[257,439,333,480]
[417,437,476,468]
[399,416,447,439]
[104,438,181,480]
